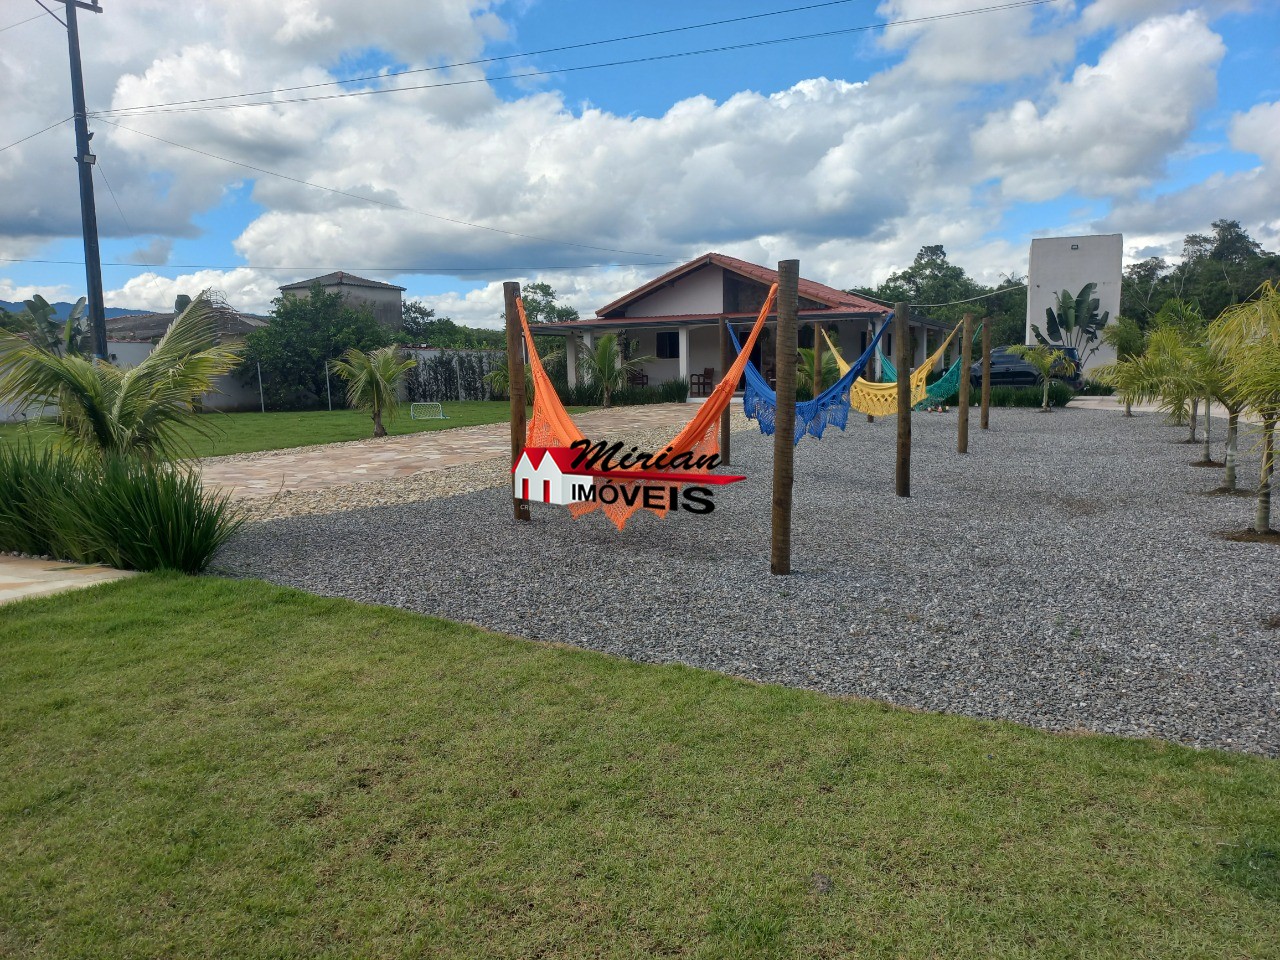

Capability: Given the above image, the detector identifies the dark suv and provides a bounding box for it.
[971,346,1081,389]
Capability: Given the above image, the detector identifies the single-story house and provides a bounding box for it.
[528,253,950,394]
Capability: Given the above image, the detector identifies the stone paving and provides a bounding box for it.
[199,404,704,499]
[0,556,134,606]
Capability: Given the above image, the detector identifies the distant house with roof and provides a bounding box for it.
[528,252,947,394]
[279,271,406,329]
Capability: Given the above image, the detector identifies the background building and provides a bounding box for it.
[279,272,405,329]
[1026,234,1122,372]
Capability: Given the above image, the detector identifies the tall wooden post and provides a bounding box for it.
[958,313,974,453]
[894,302,911,498]
[771,260,799,576]
[720,317,732,466]
[812,321,824,398]
[504,282,530,522]
[867,320,877,423]
[980,318,992,430]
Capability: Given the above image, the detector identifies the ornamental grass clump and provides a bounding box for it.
[0,445,243,573]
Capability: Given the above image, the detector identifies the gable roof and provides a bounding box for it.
[279,271,406,293]
[106,306,268,342]
[594,252,888,318]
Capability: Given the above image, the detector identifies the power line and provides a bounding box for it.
[92,1,1055,118]
[94,0,873,115]
[95,117,673,260]
[94,161,134,235]
[914,284,1028,307]
[30,0,65,28]
[0,117,71,154]
[0,256,679,272]
[0,12,44,32]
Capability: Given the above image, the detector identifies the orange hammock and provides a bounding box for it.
[519,283,777,529]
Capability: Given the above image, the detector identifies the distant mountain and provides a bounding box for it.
[0,299,143,320]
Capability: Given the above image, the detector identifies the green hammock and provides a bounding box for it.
[876,323,982,408]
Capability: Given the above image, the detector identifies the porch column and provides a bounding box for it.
[565,334,578,388]
[677,327,690,383]
[915,323,928,368]
[871,320,883,379]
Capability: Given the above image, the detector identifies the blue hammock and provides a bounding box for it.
[726,313,891,444]
[878,322,982,409]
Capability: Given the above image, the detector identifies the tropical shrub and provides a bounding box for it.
[0,445,243,573]
[1010,344,1072,410]
[329,346,417,438]
[936,384,1075,408]
[0,295,242,459]
[1031,282,1110,367]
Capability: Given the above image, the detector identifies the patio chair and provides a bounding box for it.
[690,367,714,396]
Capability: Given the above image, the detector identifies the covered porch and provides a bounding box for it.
[531,311,953,396]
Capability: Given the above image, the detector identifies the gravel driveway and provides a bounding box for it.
[218,408,1280,756]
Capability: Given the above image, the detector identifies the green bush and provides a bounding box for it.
[0,446,243,573]
[556,377,689,407]
[934,383,1075,408]
[1077,378,1115,396]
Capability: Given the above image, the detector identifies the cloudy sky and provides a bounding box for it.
[1,0,1277,327]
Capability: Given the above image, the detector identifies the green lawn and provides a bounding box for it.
[2,576,1277,959]
[0,402,584,459]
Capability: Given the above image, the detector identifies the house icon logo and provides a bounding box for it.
[512,448,592,505]
[512,442,747,515]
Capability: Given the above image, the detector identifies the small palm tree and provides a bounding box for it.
[1009,344,1070,411]
[1210,282,1280,534]
[0,294,241,458]
[798,346,840,395]
[329,346,416,438]
[579,333,654,408]
[1100,317,1145,416]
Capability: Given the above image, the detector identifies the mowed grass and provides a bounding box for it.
[0,401,587,459]
[2,576,1278,959]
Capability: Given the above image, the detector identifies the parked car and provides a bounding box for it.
[970,346,1082,390]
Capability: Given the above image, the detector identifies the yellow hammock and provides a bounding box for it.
[519,284,776,530]
[821,324,963,416]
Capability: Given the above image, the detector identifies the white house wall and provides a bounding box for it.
[1026,234,1122,372]
[625,267,724,318]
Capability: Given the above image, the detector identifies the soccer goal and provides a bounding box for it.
[410,402,448,421]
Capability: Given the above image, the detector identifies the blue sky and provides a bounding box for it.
[1,0,1277,325]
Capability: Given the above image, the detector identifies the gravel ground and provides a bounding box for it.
[218,408,1280,756]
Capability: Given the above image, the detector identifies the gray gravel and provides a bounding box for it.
[217,408,1280,756]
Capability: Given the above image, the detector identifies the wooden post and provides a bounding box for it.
[719,317,732,466]
[958,313,973,453]
[980,318,992,430]
[812,321,823,399]
[894,302,911,498]
[504,281,530,522]
[867,320,877,423]
[771,260,799,576]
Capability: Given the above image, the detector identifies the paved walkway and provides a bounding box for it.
[0,556,134,606]
[200,404,704,499]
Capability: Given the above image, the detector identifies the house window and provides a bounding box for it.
[656,331,680,358]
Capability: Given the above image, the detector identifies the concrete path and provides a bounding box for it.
[0,556,133,606]
[200,403,703,500]
[1070,395,1261,423]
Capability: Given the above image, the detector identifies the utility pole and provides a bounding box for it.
[63,1,108,359]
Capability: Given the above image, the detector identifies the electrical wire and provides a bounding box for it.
[92,1,1055,118]
[30,0,65,28]
[0,117,71,154]
[94,161,135,236]
[95,0,874,116]
[94,118,673,260]
[0,256,680,272]
[0,12,44,32]
[914,284,1027,307]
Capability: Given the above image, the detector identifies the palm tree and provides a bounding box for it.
[798,346,840,396]
[579,333,654,408]
[328,346,416,438]
[1210,282,1280,534]
[1100,317,1145,416]
[0,294,241,458]
[1009,345,1070,411]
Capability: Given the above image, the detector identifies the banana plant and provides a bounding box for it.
[12,295,88,356]
[1031,282,1110,367]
